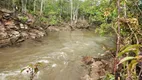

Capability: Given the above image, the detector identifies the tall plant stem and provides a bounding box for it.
[114,0,121,79]
[116,0,121,56]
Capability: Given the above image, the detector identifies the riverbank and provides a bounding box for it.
[0,17,46,47]
[0,9,91,48]
[81,51,114,80]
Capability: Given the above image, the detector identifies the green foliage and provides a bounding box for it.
[104,73,115,80]
[49,15,58,25]
[95,23,113,36]
[18,15,28,22]
[117,44,142,79]
[29,10,36,15]
[118,44,142,57]
[79,0,108,23]
[40,17,48,23]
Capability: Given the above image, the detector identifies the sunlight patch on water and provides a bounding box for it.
[37,60,49,64]
[52,64,57,68]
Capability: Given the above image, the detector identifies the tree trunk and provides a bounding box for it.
[70,0,73,26]
[40,0,44,15]
[74,3,79,23]
[124,0,127,18]
[21,0,27,13]
[33,0,36,13]
[12,0,15,11]
[21,0,24,13]
[24,0,27,13]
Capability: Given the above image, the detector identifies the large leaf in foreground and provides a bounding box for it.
[118,57,136,64]
[118,44,142,57]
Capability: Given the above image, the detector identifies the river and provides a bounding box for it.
[0,30,115,80]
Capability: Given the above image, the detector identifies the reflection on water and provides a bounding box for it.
[0,30,115,80]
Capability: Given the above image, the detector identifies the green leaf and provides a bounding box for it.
[118,44,142,57]
[28,64,34,68]
[128,60,138,72]
[131,61,138,72]
[20,68,27,73]
[104,73,115,80]
[36,62,43,66]
[118,57,136,64]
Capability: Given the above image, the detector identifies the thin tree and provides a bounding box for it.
[70,0,73,26]
[40,0,44,15]
[33,0,37,13]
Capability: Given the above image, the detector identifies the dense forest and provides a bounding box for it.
[0,0,142,80]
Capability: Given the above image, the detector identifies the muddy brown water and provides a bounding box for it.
[0,30,115,80]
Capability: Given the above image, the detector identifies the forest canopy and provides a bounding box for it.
[0,0,141,26]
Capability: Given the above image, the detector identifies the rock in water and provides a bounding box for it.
[82,56,94,65]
